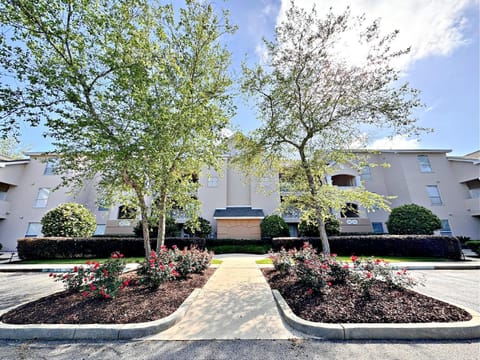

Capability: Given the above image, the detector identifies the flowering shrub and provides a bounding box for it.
[138,245,213,288]
[50,252,126,300]
[268,248,293,275]
[268,244,421,297]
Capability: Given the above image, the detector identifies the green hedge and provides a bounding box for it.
[465,240,480,255]
[205,238,271,247]
[17,237,206,260]
[272,235,462,259]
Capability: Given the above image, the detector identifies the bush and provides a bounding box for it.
[17,237,207,260]
[184,217,212,238]
[386,204,442,235]
[465,240,480,255]
[51,252,127,300]
[298,215,340,237]
[41,203,96,237]
[271,235,462,259]
[133,216,179,238]
[261,215,290,239]
[0,243,2,251]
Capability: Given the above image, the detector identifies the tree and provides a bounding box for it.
[260,214,290,239]
[41,203,96,237]
[0,0,236,256]
[184,217,212,238]
[298,214,340,237]
[237,3,423,255]
[386,204,442,235]
[0,138,28,159]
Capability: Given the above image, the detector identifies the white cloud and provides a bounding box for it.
[368,135,420,150]
[276,0,476,71]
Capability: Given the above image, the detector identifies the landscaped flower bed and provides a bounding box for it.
[263,244,471,323]
[1,247,214,324]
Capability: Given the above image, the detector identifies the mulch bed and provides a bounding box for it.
[1,268,215,324]
[262,268,472,323]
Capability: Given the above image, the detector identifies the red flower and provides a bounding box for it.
[307,288,313,295]
[375,259,382,264]
[366,272,372,278]
[86,260,91,265]
[104,294,110,299]
[49,273,53,277]
[331,253,337,257]
[172,245,177,249]
[168,262,174,268]
[93,262,100,269]
[90,284,97,291]
[327,282,332,287]
[343,264,349,269]
[82,291,89,298]
[111,253,118,259]
[73,266,78,272]
[123,280,129,286]
[351,255,358,262]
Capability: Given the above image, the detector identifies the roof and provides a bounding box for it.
[351,149,452,154]
[213,207,265,219]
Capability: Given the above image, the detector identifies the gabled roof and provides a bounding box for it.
[213,207,264,219]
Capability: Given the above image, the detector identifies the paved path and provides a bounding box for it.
[148,256,298,340]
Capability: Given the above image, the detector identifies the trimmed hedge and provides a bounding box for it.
[272,235,462,260]
[17,237,206,260]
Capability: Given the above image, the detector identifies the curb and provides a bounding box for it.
[0,288,201,340]
[272,290,480,340]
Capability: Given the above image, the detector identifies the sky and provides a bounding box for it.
[18,0,479,156]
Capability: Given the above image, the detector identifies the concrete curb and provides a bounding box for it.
[272,290,480,340]
[0,288,201,340]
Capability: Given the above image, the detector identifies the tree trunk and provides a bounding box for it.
[156,190,168,252]
[299,151,331,256]
[122,172,151,257]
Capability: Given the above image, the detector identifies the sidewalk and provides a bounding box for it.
[147,256,298,340]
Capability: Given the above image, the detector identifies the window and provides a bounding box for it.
[372,222,384,234]
[44,158,58,175]
[98,206,109,211]
[0,182,9,201]
[360,166,372,181]
[117,205,136,219]
[94,224,106,235]
[440,219,452,236]
[426,185,442,205]
[34,188,50,208]
[207,176,218,188]
[25,222,42,237]
[417,155,432,173]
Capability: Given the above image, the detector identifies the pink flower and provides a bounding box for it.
[89,284,97,291]
[172,245,178,249]
[327,282,332,287]
[82,291,89,298]
[366,272,372,279]
[343,264,349,269]
[111,253,118,259]
[351,255,358,262]
[104,294,110,299]
[73,266,78,272]
[119,253,124,258]
[331,253,337,257]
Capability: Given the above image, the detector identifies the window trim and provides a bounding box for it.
[440,219,452,235]
[43,158,58,175]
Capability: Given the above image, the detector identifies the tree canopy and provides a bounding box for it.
[237,3,424,254]
[0,0,236,256]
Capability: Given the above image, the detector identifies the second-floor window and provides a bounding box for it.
[360,166,372,181]
[426,185,442,205]
[207,176,218,188]
[25,222,42,237]
[0,182,9,201]
[44,158,58,175]
[34,188,50,208]
[417,155,432,173]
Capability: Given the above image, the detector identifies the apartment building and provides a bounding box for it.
[0,149,478,251]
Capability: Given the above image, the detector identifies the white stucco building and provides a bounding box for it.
[0,149,478,251]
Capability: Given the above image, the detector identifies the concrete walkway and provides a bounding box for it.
[148,256,298,340]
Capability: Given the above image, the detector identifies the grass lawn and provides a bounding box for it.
[256,256,451,265]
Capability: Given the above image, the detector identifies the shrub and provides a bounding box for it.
[465,240,480,255]
[268,248,293,275]
[0,243,2,251]
[261,215,289,239]
[51,252,127,300]
[133,216,179,238]
[184,217,212,238]
[386,204,442,235]
[137,248,179,289]
[457,236,471,244]
[41,203,96,237]
[298,215,340,237]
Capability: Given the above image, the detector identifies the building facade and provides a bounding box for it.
[0,149,478,251]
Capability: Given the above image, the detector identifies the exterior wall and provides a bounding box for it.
[216,219,262,239]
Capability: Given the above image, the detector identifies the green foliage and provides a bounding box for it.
[260,215,290,239]
[465,241,480,255]
[209,244,271,254]
[0,0,236,255]
[133,216,179,238]
[236,3,423,255]
[184,217,212,238]
[298,214,340,237]
[41,203,96,237]
[386,204,442,235]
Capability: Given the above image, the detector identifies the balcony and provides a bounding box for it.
[0,200,10,219]
[339,218,373,233]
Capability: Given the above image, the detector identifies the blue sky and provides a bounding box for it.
[19,0,479,156]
